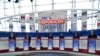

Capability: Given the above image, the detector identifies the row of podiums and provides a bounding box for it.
[7,36,100,55]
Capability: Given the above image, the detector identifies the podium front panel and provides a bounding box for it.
[53,37,59,48]
[36,38,41,50]
[16,37,24,49]
[96,36,100,54]
[48,38,53,50]
[65,37,73,48]
[60,38,64,50]
[9,39,15,51]
[88,38,96,53]
[30,37,36,48]
[73,38,79,51]
[79,36,88,53]
[0,37,8,50]
[23,39,29,50]
[41,37,48,48]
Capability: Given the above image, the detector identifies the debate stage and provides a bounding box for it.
[0,51,98,56]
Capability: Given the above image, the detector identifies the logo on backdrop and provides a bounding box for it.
[39,19,64,29]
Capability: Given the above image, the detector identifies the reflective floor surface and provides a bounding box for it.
[0,51,98,56]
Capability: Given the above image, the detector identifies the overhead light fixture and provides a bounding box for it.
[30,0,33,2]
[8,0,11,2]
[15,0,19,3]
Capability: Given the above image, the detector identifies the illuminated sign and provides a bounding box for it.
[39,19,64,24]
[43,24,62,29]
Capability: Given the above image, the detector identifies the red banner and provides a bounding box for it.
[39,19,64,24]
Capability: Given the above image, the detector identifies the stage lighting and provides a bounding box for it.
[30,0,33,2]
[15,0,19,3]
[8,0,11,2]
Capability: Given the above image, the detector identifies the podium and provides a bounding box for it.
[79,36,88,53]
[16,37,24,51]
[30,37,36,50]
[9,39,16,51]
[36,37,41,50]
[41,37,48,50]
[64,37,73,51]
[48,38,53,50]
[23,39,29,50]
[88,38,96,53]
[96,36,100,55]
[73,38,79,51]
[53,37,59,50]
[59,38,64,50]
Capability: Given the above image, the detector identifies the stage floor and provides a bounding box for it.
[0,51,98,56]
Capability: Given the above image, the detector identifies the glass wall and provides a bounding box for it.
[0,0,99,32]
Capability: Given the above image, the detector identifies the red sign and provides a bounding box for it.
[97,23,100,26]
[39,19,64,24]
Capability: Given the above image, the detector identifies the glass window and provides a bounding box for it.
[54,0,71,3]
[13,16,21,32]
[26,23,30,32]
[5,2,14,9]
[0,23,3,31]
[36,0,52,5]
[35,23,38,31]
[77,10,82,17]
[31,6,35,12]
[0,3,4,9]
[1,20,7,31]
[20,7,32,14]
[67,21,71,32]
[15,8,19,15]
[36,5,52,11]
[67,10,71,18]
[14,2,19,8]
[5,9,14,16]
[0,0,3,3]
[77,20,82,31]
[76,0,89,2]
[31,0,36,6]
[87,18,92,30]
[13,22,21,32]
[54,3,72,10]
[75,2,92,9]
[99,1,100,9]
[20,0,32,7]
[92,17,97,29]
[34,13,38,17]
[0,9,4,18]
[93,1,98,9]
[5,21,9,31]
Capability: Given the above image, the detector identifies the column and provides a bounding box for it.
[20,15,26,32]
[29,13,35,32]
[71,10,77,31]
[97,11,100,29]
[9,17,13,32]
[81,10,87,30]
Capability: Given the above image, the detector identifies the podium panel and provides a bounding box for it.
[64,37,73,51]
[9,39,16,51]
[36,38,41,50]
[73,38,79,51]
[60,38,64,50]
[79,36,88,53]
[53,37,59,50]
[30,37,36,48]
[48,38,53,50]
[88,38,96,53]
[23,39,29,50]
[41,37,48,50]
[16,37,24,49]
[0,37,8,50]
[96,36,100,54]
